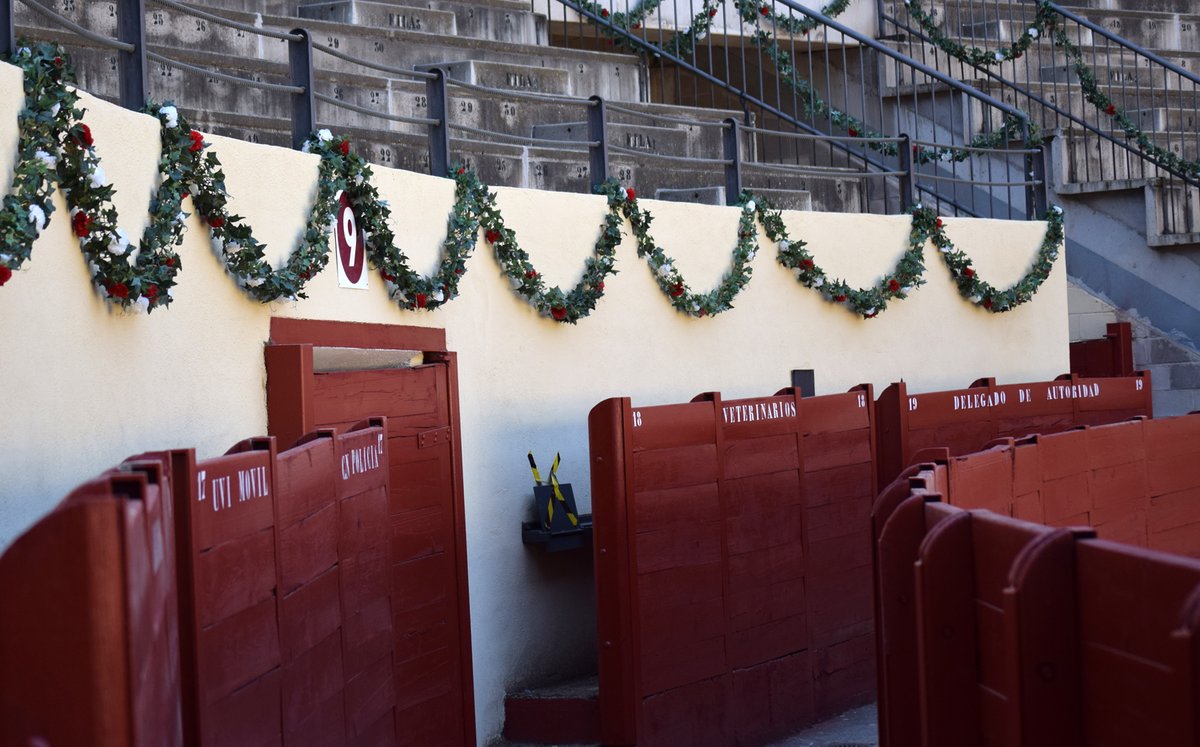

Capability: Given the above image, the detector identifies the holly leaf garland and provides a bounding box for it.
[1,44,1065,321]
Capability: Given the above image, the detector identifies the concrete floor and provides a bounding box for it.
[768,703,879,747]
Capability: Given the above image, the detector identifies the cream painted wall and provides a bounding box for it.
[0,66,1066,743]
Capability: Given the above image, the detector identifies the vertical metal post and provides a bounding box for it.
[587,95,609,189]
[117,0,148,110]
[1029,145,1048,219]
[723,117,742,205]
[0,0,14,58]
[288,29,315,150]
[898,133,916,212]
[426,67,451,177]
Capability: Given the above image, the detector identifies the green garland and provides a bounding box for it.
[765,194,926,317]
[578,0,851,60]
[0,45,72,290]
[916,202,1065,312]
[729,0,1036,163]
[622,186,758,316]
[0,44,1064,320]
[902,0,1200,180]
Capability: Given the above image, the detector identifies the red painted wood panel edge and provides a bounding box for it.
[425,349,478,747]
[266,344,314,452]
[589,397,638,746]
[269,318,446,352]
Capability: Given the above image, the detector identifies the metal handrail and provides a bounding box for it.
[744,125,903,144]
[20,0,135,51]
[147,51,304,93]
[878,0,1200,188]
[1047,1,1200,85]
[313,42,437,80]
[608,144,730,164]
[313,93,440,126]
[450,122,597,148]
[148,0,303,42]
[449,134,590,153]
[443,75,596,105]
[605,102,729,127]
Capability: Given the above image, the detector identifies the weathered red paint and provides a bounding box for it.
[265,319,475,747]
[0,459,184,747]
[875,414,1200,746]
[875,373,1153,487]
[589,385,877,746]
[1069,322,1135,378]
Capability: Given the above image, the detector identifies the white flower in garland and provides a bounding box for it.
[864,307,876,316]
[245,276,265,288]
[656,262,673,277]
[34,149,56,170]
[813,276,824,287]
[317,129,333,142]
[1028,27,1038,39]
[432,287,445,303]
[969,295,983,304]
[940,150,953,162]
[108,228,130,256]
[49,103,60,118]
[994,51,1005,62]
[28,204,47,235]
[158,105,179,129]
[744,200,756,213]
[90,165,107,189]
[779,239,790,251]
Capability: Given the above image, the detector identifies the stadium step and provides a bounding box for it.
[298,0,549,46]
[502,675,600,746]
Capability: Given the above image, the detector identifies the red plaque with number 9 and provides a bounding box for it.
[337,192,365,285]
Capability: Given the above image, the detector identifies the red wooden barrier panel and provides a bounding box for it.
[172,439,284,746]
[875,371,1153,487]
[0,458,184,747]
[1069,322,1134,378]
[874,417,1200,746]
[333,419,397,743]
[275,430,345,746]
[589,386,876,746]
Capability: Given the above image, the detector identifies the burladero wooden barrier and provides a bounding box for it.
[588,385,877,746]
[874,413,1200,747]
[171,417,392,746]
[1069,322,1135,379]
[0,455,184,747]
[874,371,1152,488]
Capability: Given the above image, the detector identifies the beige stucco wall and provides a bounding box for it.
[0,63,1066,743]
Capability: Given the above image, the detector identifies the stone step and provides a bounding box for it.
[941,4,1200,53]
[1051,128,1198,186]
[1062,0,1200,14]
[1144,179,1200,243]
[418,59,571,96]
[299,1,459,37]
[503,675,600,746]
[979,80,1199,133]
[16,2,645,102]
[299,0,548,46]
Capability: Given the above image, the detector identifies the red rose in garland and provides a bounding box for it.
[963,267,975,278]
[485,229,501,244]
[208,215,226,228]
[108,282,129,299]
[72,211,92,237]
[415,292,427,308]
[596,281,605,292]
[1105,103,1117,116]
[551,306,567,321]
[625,188,636,201]
[74,123,93,148]
[708,8,717,16]
[188,130,204,153]
[0,265,11,286]
[801,258,814,269]
[848,127,858,138]
[338,140,350,156]
[670,282,684,298]
[759,6,769,15]
[525,270,538,279]
[834,294,847,302]
[888,279,901,292]
[144,285,159,300]
[600,8,609,17]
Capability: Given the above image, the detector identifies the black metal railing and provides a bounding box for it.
[547,0,1048,218]
[879,0,1200,196]
[1,0,1044,217]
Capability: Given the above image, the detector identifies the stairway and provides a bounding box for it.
[12,0,863,209]
[874,0,1200,412]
